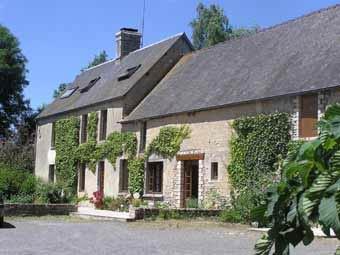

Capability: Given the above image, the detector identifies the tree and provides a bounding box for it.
[83,50,108,70]
[0,24,29,138]
[190,3,232,49]
[190,3,259,49]
[254,104,340,255]
[53,83,68,99]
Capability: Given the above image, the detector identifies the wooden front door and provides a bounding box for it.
[181,160,199,207]
[98,161,105,192]
[300,94,318,138]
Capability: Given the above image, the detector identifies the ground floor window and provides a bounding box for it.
[119,159,129,192]
[146,162,163,193]
[79,163,86,192]
[211,162,218,180]
[48,164,55,183]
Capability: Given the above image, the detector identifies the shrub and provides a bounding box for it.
[220,208,242,223]
[102,196,129,212]
[9,194,35,203]
[35,181,70,204]
[0,163,38,201]
[131,198,142,208]
[220,190,263,224]
[186,198,199,208]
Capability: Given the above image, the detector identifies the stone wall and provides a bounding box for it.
[3,204,77,217]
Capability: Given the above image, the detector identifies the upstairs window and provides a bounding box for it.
[80,114,88,143]
[117,64,141,81]
[139,121,147,152]
[99,110,107,141]
[51,122,56,149]
[80,77,100,93]
[299,94,318,138]
[60,87,78,99]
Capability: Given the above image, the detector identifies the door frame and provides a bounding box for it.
[180,160,199,208]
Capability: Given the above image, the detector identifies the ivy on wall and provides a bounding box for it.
[146,125,191,159]
[54,110,190,196]
[128,157,145,194]
[55,117,80,195]
[228,112,291,193]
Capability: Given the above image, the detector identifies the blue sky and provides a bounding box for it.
[1,0,339,109]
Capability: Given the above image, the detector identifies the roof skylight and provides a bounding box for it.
[80,77,101,93]
[60,87,78,99]
[117,64,141,81]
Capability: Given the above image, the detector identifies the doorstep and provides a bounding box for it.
[71,207,135,222]
[249,227,336,238]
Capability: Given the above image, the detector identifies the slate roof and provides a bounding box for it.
[37,33,186,119]
[125,4,340,122]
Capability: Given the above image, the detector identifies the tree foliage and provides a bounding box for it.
[83,50,108,70]
[254,104,340,255]
[190,3,258,49]
[0,24,29,138]
[53,83,69,99]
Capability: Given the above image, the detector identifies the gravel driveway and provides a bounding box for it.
[0,217,338,255]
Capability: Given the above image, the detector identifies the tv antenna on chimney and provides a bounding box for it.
[141,0,146,47]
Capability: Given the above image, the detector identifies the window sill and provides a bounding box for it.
[143,193,163,198]
[297,136,318,141]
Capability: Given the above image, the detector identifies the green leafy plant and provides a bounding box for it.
[186,198,199,208]
[226,113,291,223]
[228,112,291,192]
[55,117,80,195]
[146,125,190,159]
[254,104,340,255]
[76,112,137,173]
[35,181,71,204]
[102,196,129,212]
[220,190,264,224]
[0,163,37,202]
[128,157,145,195]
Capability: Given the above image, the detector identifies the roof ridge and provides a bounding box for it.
[132,32,185,54]
[190,3,340,55]
[83,58,118,72]
[83,32,185,72]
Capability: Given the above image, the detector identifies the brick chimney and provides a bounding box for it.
[115,28,142,58]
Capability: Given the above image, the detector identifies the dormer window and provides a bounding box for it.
[80,77,100,93]
[60,87,78,99]
[117,64,141,81]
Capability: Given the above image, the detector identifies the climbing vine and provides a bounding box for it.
[146,125,191,159]
[228,112,291,192]
[55,111,190,196]
[55,117,80,195]
[128,157,145,194]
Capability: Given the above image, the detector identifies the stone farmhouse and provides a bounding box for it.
[36,5,340,208]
